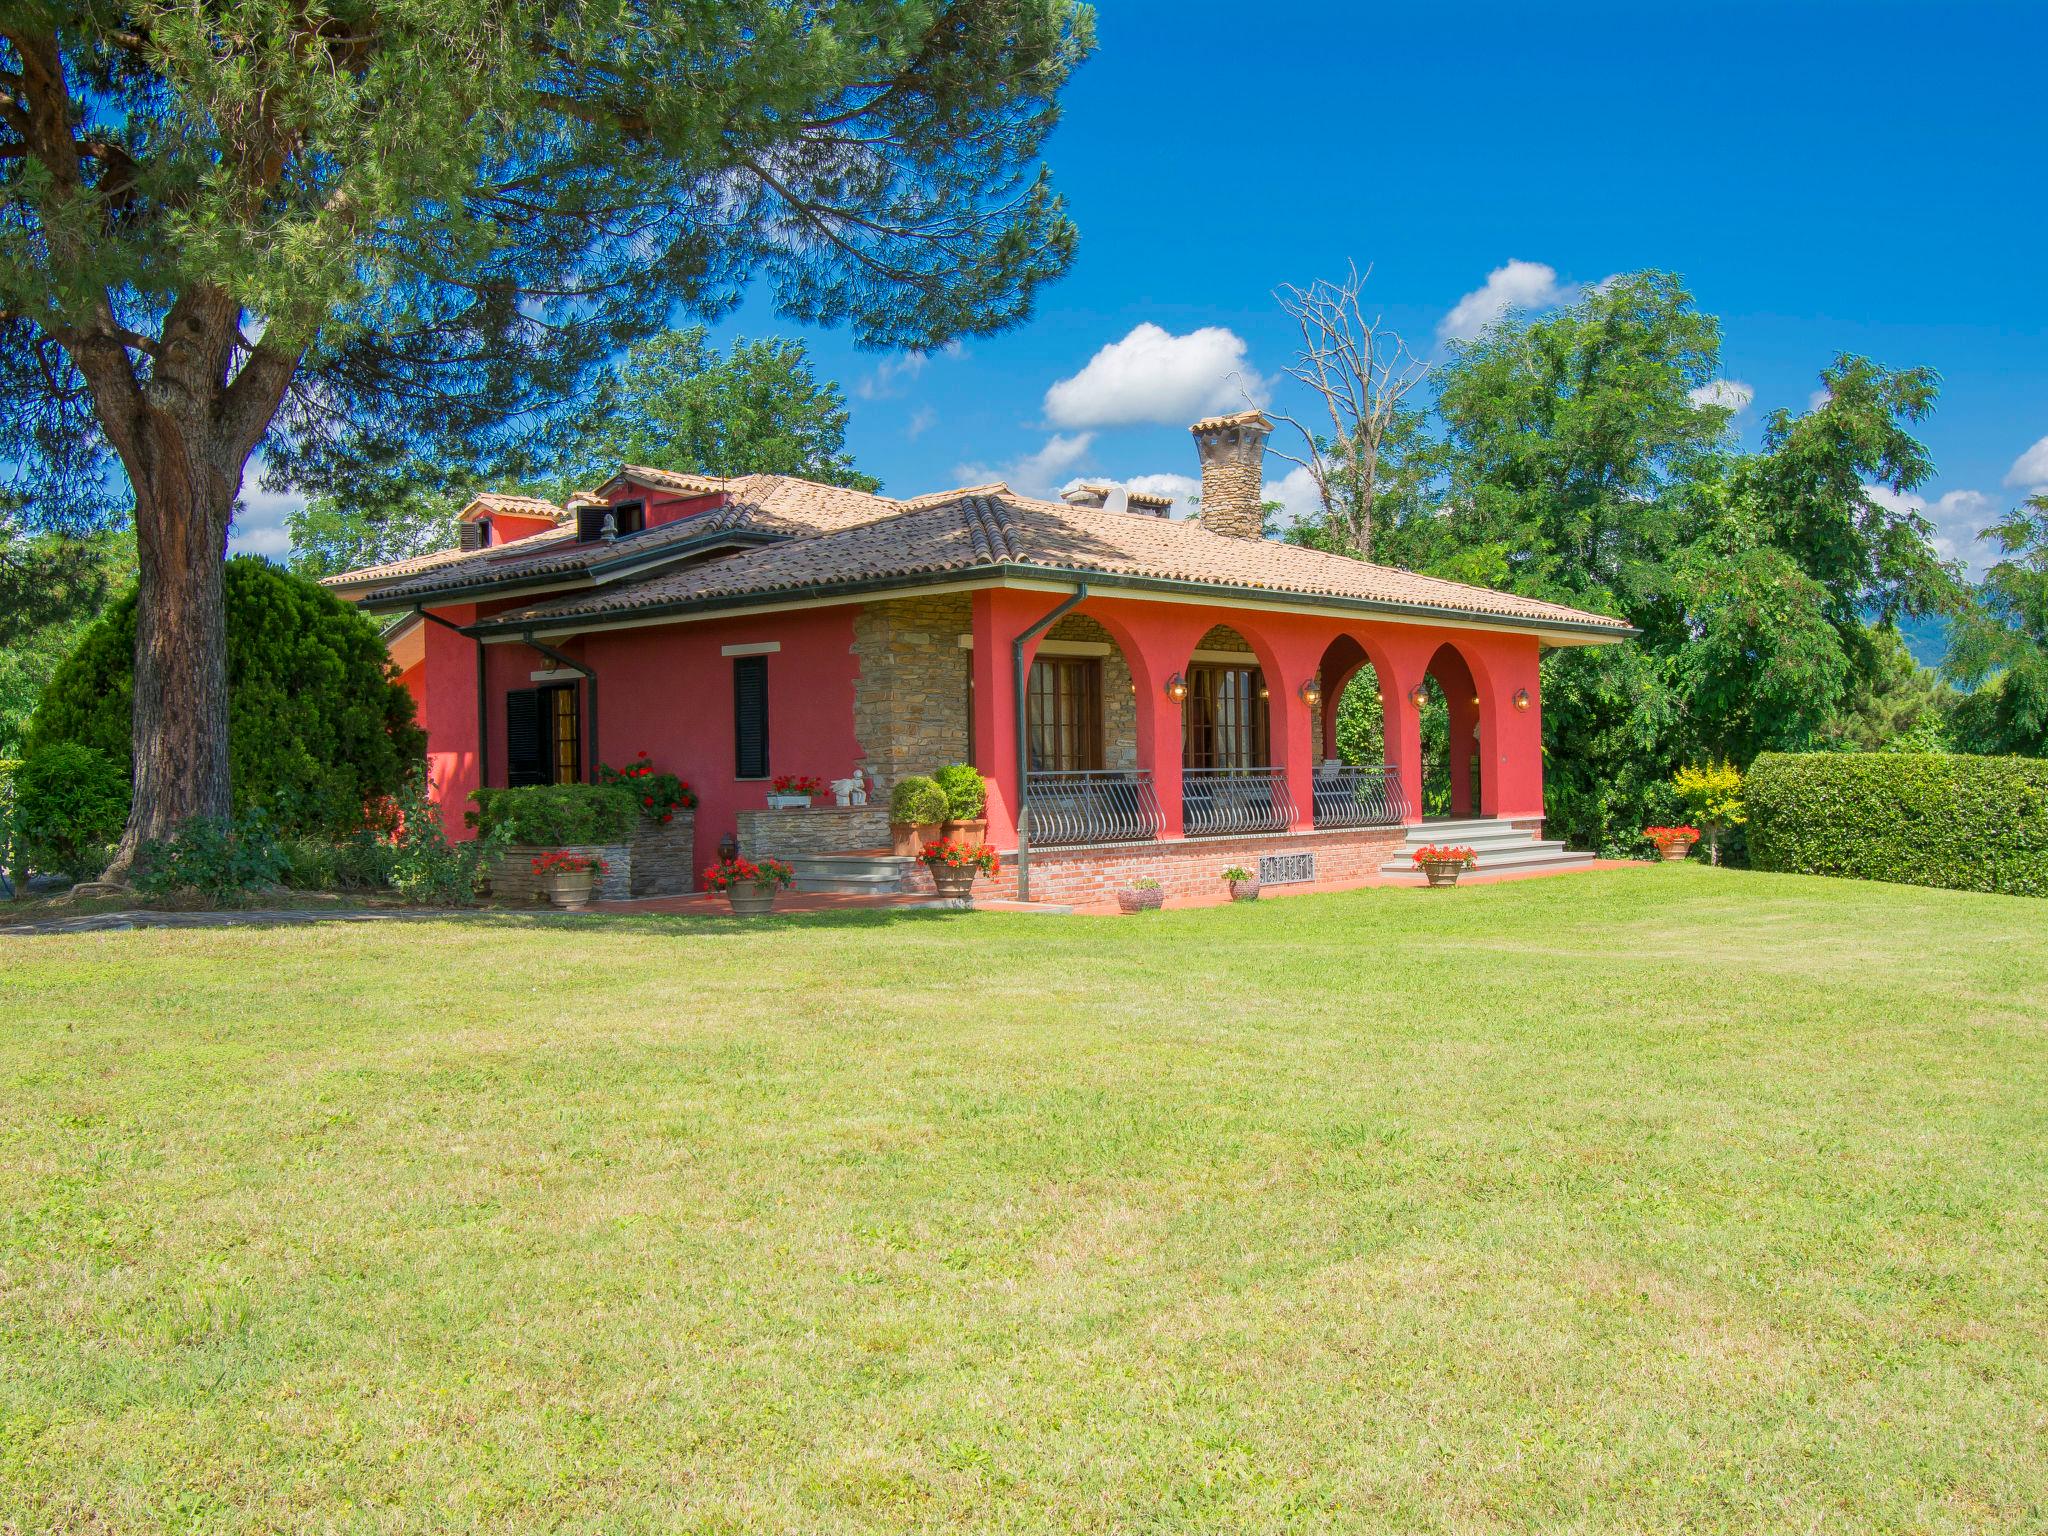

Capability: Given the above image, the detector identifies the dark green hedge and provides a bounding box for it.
[466,784,637,846]
[1747,753,2048,897]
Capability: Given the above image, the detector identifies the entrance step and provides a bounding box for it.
[782,852,923,896]
[1380,819,1595,881]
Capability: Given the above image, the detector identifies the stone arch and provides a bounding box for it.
[1036,611,1139,771]
[1424,639,1492,818]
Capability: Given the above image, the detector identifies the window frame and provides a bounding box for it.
[733,653,771,780]
[1026,654,1104,773]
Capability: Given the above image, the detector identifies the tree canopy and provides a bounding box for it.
[1945,495,2048,756]
[1,1,1092,864]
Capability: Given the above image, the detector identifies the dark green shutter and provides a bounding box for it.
[505,689,547,786]
[733,656,769,779]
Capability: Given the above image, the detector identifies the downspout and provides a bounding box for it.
[521,631,599,778]
[1012,584,1088,903]
[415,608,489,790]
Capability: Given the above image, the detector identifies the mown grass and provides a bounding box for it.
[3,866,2045,1533]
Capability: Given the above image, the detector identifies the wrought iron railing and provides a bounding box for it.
[1311,763,1410,828]
[1023,769,1163,846]
[1182,765,1295,838]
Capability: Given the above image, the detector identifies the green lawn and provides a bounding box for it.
[4,868,2045,1533]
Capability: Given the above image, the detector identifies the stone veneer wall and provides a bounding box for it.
[737,805,894,857]
[628,813,697,896]
[485,812,696,902]
[851,594,972,790]
[980,826,1409,907]
[490,843,633,904]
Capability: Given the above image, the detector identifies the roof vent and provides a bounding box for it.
[1125,491,1173,518]
[1060,483,1112,510]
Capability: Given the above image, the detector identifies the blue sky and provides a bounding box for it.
[238,1,2048,576]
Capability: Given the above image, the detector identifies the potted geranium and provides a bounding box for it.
[888,774,947,856]
[1645,824,1699,862]
[767,774,825,810]
[1116,876,1164,913]
[1221,865,1260,902]
[532,849,607,910]
[703,854,796,915]
[933,763,989,848]
[1411,844,1477,888]
[918,837,998,904]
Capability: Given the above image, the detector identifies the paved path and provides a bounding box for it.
[0,906,453,937]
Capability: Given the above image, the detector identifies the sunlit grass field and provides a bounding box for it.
[3,866,2045,1532]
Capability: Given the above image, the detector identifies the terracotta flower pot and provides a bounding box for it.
[942,817,988,849]
[890,821,942,857]
[725,885,779,915]
[1117,886,1165,913]
[929,865,976,903]
[545,870,596,910]
[1418,858,1465,888]
[1228,878,1261,903]
[1655,838,1695,863]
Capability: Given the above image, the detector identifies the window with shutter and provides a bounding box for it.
[505,689,547,785]
[733,655,770,779]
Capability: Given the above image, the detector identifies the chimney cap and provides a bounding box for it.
[1125,490,1173,516]
[1059,482,1113,509]
[1189,408,1274,437]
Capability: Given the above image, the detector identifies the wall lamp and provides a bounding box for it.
[1407,683,1428,708]
[1298,678,1323,708]
[1514,688,1531,712]
[1164,671,1189,703]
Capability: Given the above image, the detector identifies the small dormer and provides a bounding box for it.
[577,499,645,543]
[457,494,565,549]
[598,468,731,534]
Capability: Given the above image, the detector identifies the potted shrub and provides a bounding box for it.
[767,774,824,810]
[1411,843,1477,888]
[933,763,989,848]
[1671,759,1744,864]
[918,837,998,904]
[596,750,698,825]
[1116,876,1164,913]
[1221,865,1260,902]
[1645,824,1700,862]
[888,774,947,856]
[532,849,607,909]
[703,854,796,915]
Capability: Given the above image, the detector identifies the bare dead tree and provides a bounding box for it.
[1268,263,1429,559]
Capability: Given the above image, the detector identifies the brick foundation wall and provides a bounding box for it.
[737,805,893,857]
[981,826,1410,906]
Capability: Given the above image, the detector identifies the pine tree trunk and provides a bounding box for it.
[105,450,236,877]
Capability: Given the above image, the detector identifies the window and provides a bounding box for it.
[505,682,580,785]
[733,654,770,778]
[1183,663,1269,769]
[1027,656,1102,772]
[576,499,645,542]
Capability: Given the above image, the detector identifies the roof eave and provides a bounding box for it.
[467,561,1639,644]
[356,527,787,612]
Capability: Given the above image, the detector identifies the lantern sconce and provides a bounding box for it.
[1165,671,1189,703]
[1513,688,1531,712]
[1298,678,1323,708]
[1408,683,1428,708]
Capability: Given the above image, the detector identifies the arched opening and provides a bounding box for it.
[1179,623,1288,836]
[1020,612,1158,844]
[1312,634,1405,827]
[1423,642,1484,819]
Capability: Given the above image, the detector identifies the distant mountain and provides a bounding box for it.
[1899,614,1950,670]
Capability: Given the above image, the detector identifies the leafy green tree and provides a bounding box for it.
[1944,494,2048,755]
[0,524,135,754]
[29,559,425,838]
[287,327,880,577]
[2,3,1090,868]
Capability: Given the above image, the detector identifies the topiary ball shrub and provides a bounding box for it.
[932,763,987,821]
[13,741,131,879]
[889,774,947,826]
[26,557,425,839]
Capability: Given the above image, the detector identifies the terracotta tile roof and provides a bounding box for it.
[463,493,570,522]
[350,474,903,604]
[487,488,1631,637]
[320,541,495,589]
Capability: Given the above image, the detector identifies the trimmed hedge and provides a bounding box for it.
[466,784,637,846]
[1747,753,2048,897]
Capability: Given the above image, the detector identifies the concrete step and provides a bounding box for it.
[782,852,921,896]
[1382,846,1596,879]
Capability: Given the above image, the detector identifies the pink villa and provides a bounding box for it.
[329,411,1633,903]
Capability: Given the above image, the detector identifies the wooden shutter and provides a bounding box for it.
[733,655,770,778]
[505,689,547,786]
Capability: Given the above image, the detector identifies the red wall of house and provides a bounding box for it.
[438,604,862,877]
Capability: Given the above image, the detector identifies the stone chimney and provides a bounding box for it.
[1189,409,1273,538]
[1124,490,1173,518]
[1059,482,1112,510]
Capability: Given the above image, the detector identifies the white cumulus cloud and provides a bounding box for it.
[1438,260,1579,342]
[1865,484,2001,578]
[1262,464,1322,527]
[1043,323,1263,430]
[2005,433,2048,488]
[227,474,303,561]
[1688,379,1755,414]
[956,432,1096,497]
